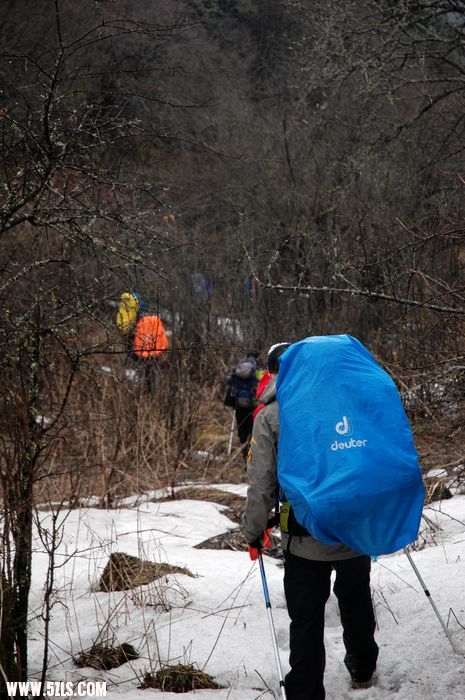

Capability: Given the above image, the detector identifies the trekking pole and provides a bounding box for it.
[227,413,235,456]
[403,547,460,654]
[257,550,287,699]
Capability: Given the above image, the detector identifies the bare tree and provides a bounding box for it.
[0,1,199,689]
[214,1,465,362]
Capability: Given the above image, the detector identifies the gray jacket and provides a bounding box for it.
[242,377,359,561]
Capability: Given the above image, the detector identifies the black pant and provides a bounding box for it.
[235,406,253,444]
[283,553,378,700]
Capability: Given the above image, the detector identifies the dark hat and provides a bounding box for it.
[267,342,291,373]
[246,349,260,359]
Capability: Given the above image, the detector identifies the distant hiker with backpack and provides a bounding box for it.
[115,291,146,360]
[131,312,169,392]
[243,339,381,700]
[224,349,262,459]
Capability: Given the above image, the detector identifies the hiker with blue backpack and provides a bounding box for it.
[243,335,425,699]
[243,340,376,699]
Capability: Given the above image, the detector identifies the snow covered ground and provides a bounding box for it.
[26,486,465,699]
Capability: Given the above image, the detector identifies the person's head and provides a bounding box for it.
[267,342,291,375]
[246,349,260,360]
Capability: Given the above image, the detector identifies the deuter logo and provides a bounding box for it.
[335,415,351,435]
[331,415,368,451]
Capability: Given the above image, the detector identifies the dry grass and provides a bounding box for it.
[29,349,465,510]
[139,664,224,692]
[97,552,195,592]
[31,350,246,507]
[74,642,139,670]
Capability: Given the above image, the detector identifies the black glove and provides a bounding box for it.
[248,529,272,560]
[249,536,263,550]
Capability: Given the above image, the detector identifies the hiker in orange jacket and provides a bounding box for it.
[132,313,169,391]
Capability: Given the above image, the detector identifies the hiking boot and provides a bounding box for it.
[344,651,377,691]
[351,676,375,690]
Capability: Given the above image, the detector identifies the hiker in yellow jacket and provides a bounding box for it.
[115,291,145,360]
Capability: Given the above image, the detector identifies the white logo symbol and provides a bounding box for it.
[335,416,352,435]
[331,415,367,451]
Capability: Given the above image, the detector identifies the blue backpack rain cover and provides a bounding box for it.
[276,335,425,557]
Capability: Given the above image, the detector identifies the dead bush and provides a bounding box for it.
[97,552,194,592]
[74,642,139,670]
[139,663,223,692]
